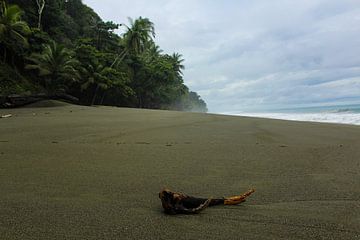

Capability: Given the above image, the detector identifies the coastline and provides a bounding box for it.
[220,112,360,126]
[219,103,360,126]
[1,101,359,239]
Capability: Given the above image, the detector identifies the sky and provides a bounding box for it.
[83,0,360,113]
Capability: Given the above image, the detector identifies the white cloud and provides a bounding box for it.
[83,0,360,112]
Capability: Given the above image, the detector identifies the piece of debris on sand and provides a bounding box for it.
[1,114,12,118]
[159,188,255,215]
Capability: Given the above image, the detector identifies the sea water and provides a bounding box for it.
[224,104,360,125]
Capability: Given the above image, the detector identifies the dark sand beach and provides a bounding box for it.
[0,101,359,239]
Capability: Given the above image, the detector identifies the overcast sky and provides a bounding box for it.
[83,0,360,113]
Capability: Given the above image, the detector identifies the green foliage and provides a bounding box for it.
[26,41,79,93]
[123,17,155,55]
[73,43,132,105]
[27,28,52,53]
[1,0,207,112]
[93,20,119,51]
[0,64,42,95]
[7,0,38,27]
[64,0,101,37]
[0,1,30,63]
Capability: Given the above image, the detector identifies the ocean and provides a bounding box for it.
[223,104,360,125]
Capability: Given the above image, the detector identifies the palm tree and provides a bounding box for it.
[80,63,112,105]
[170,53,185,76]
[26,41,79,93]
[81,64,131,105]
[0,1,31,62]
[111,17,155,68]
[143,42,163,63]
[123,17,155,55]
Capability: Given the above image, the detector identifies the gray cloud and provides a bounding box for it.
[83,0,360,112]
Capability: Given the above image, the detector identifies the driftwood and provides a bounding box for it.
[0,93,79,108]
[159,188,255,215]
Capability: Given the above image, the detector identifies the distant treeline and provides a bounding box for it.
[0,0,207,112]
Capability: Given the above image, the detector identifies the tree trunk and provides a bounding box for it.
[36,0,45,29]
[11,54,15,66]
[100,91,106,105]
[110,49,127,68]
[96,30,101,50]
[3,48,6,63]
[91,85,100,106]
[138,93,143,108]
[38,13,42,29]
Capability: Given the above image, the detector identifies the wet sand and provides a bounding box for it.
[1,101,359,239]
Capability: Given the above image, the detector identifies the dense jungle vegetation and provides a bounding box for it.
[0,0,207,112]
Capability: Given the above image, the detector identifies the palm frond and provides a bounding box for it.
[10,29,28,46]
[26,41,79,91]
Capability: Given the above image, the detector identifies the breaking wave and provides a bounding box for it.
[231,112,360,125]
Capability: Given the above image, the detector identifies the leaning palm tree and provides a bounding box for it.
[123,17,155,55]
[111,17,155,67]
[26,41,79,93]
[110,17,156,107]
[0,1,31,62]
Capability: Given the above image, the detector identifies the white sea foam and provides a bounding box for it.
[228,112,360,125]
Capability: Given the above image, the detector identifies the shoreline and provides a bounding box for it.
[219,112,360,126]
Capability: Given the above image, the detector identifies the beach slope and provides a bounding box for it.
[1,101,359,239]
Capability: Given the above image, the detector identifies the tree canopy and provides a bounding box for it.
[0,0,207,112]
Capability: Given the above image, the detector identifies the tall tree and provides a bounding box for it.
[119,17,156,107]
[123,17,155,55]
[111,17,155,68]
